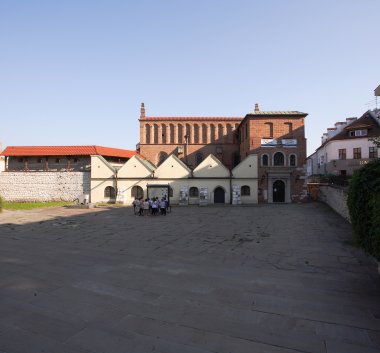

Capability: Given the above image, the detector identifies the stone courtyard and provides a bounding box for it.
[0,203,380,353]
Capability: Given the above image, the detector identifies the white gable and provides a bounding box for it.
[154,154,191,178]
[232,154,258,178]
[91,155,115,179]
[193,154,230,178]
[118,155,154,178]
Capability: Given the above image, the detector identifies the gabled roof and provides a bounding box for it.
[154,154,192,178]
[1,145,137,158]
[327,111,380,143]
[117,155,154,178]
[193,154,230,178]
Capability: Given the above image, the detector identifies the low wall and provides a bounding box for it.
[0,172,90,202]
[318,185,350,222]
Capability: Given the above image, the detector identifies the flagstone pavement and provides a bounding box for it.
[0,203,380,353]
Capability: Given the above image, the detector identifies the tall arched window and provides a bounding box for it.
[202,124,207,143]
[193,124,199,143]
[273,152,285,166]
[185,124,191,143]
[161,124,166,144]
[289,154,297,166]
[189,187,199,197]
[104,186,116,198]
[226,124,232,143]
[218,124,223,141]
[177,124,183,143]
[169,124,174,143]
[210,124,216,142]
[241,185,250,196]
[262,154,269,166]
[145,124,151,144]
[153,124,158,144]
[157,151,168,166]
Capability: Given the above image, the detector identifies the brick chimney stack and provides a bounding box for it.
[140,103,145,119]
[254,103,260,113]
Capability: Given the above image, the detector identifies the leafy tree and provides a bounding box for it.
[347,159,380,260]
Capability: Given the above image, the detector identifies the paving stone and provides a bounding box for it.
[0,203,380,352]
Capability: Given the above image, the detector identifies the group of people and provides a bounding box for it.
[132,197,170,216]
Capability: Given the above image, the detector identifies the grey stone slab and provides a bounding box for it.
[325,338,380,353]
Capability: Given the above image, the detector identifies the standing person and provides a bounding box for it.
[151,198,158,216]
[138,197,144,216]
[132,197,137,215]
[143,199,149,216]
[134,198,141,216]
[159,198,166,215]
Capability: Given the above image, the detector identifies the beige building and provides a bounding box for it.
[91,153,258,205]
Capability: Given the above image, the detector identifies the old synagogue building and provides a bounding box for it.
[0,103,308,205]
[138,103,308,203]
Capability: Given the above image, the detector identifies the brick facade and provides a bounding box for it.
[138,103,308,203]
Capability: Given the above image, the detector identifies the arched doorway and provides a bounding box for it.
[214,187,225,204]
[273,180,285,202]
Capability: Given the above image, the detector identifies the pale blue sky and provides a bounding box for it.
[1,0,379,155]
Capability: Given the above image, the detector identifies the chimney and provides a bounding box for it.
[346,117,357,125]
[254,103,260,113]
[140,103,145,119]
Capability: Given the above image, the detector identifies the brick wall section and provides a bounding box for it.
[318,185,350,222]
[0,172,90,202]
[139,118,242,169]
[241,115,307,202]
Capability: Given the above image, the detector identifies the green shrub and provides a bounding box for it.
[0,195,3,213]
[347,159,380,260]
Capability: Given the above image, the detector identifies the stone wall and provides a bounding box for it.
[318,185,350,222]
[0,172,90,202]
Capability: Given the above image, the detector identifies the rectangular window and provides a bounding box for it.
[338,149,346,160]
[353,148,361,159]
[349,129,367,137]
[369,147,377,158]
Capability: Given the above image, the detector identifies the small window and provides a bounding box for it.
[353,147,361,159]
[37,158,43,163]
[73,158,78,163]
[189,187,199,197]
[262,154,269,166]
[104,186,116,198]
[350,129,367,137]
[55,158,60,163]
[369,147,377,159]
[289,154,296,166]
[241,185,250,196]
[18,157,23,163]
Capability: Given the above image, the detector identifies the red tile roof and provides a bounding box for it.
[1,145,137,158]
